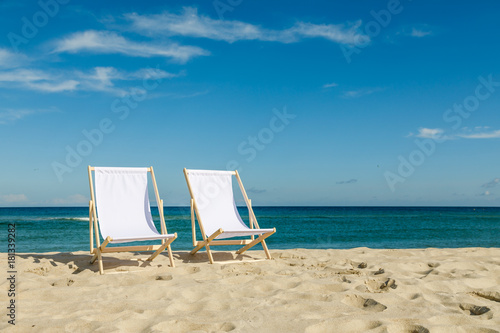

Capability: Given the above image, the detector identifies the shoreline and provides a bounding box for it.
[2,248,500,332]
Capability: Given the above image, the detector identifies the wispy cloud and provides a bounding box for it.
[415,127,445,139]
[342,88,382,98]
[126,7,369,45]
[289,21,368,44]
[74,66,178,96]
[0,109,34,124]
[336,179,357,185]
[323,82,338,88]
[132,67,178,80]
[0,107,59,124]
[0,68,80,92]
[0,66,178,96]
[53,30,209,62]
[0,48,29,69]
[478,190,493,197]
[457,129,500,139]
[482,178,500,188]
[410,28,432,38]
[1,194,28,203]
[26,80,80,93]
[408,127,500,140]
[126,8,265,42]
[0,68,51,83]
[396,24,433,39]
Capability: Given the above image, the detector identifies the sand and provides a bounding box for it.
[1,248,500,332]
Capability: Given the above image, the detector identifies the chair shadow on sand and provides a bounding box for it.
[17,250,265,275]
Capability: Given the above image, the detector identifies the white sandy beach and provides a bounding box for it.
[2,248,499,332]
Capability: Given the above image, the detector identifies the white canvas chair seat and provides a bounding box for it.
[215,229,275,239]
[108,234,176,243]
[184,168,276,263]
[88,166,177,274]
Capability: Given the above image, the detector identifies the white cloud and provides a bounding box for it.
[410,28,432,38]
[1,194,28,203]
[0,68,49,82]
[415,127,445,139]
[323,82,338,88]
[73,66,178,96]
[26,80,80,92]
[0,48,28,69]
[126,7,369,45]
[342,87,382,98]
[396,24,433,39]
[75,66,126,95]
[408,127,500,141]
[0,109,33,123]
[0,68,79,92]
[131,67,177,80]
[53,30,209,62]
[87,66,118,85]
[0,107,58,124]
[289,21,367,44]
[126,8,264,42]
[457,129,500,139]
[0,66,178,96]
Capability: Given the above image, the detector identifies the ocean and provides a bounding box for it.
[1,206,499,253]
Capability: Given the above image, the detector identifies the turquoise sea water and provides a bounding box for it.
[1,206,499,253]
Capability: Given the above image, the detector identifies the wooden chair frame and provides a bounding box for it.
[88,166,177,274]
[183,168,276,263]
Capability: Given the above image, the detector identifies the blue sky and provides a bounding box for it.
[0,0,499,207]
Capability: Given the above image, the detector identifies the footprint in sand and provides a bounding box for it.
[358,262,367,269]
[26,267,50,276]
[155,274,173,281]
[342,294,387,312]
[185,266,201,274]
[459,303,492,319]
[358,277,397,293]
[470,291,500,303]
[50,278,74,287]
[386,323,429,333]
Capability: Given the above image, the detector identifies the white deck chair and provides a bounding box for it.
[183,168,276,263]
[88,166,177,274]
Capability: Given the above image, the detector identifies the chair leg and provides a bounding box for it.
[205,244,215,264]
[236,229,275,255]
[90,237,111,275]
[261,239,272,259]
[146,242,169,262]
[97,250,104,275]
[190,229,223,264]
[146,234,177,262]
[190,240,214,262]
[90,251,98,264]
[166,244,175,268]
[190,241,206,255]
